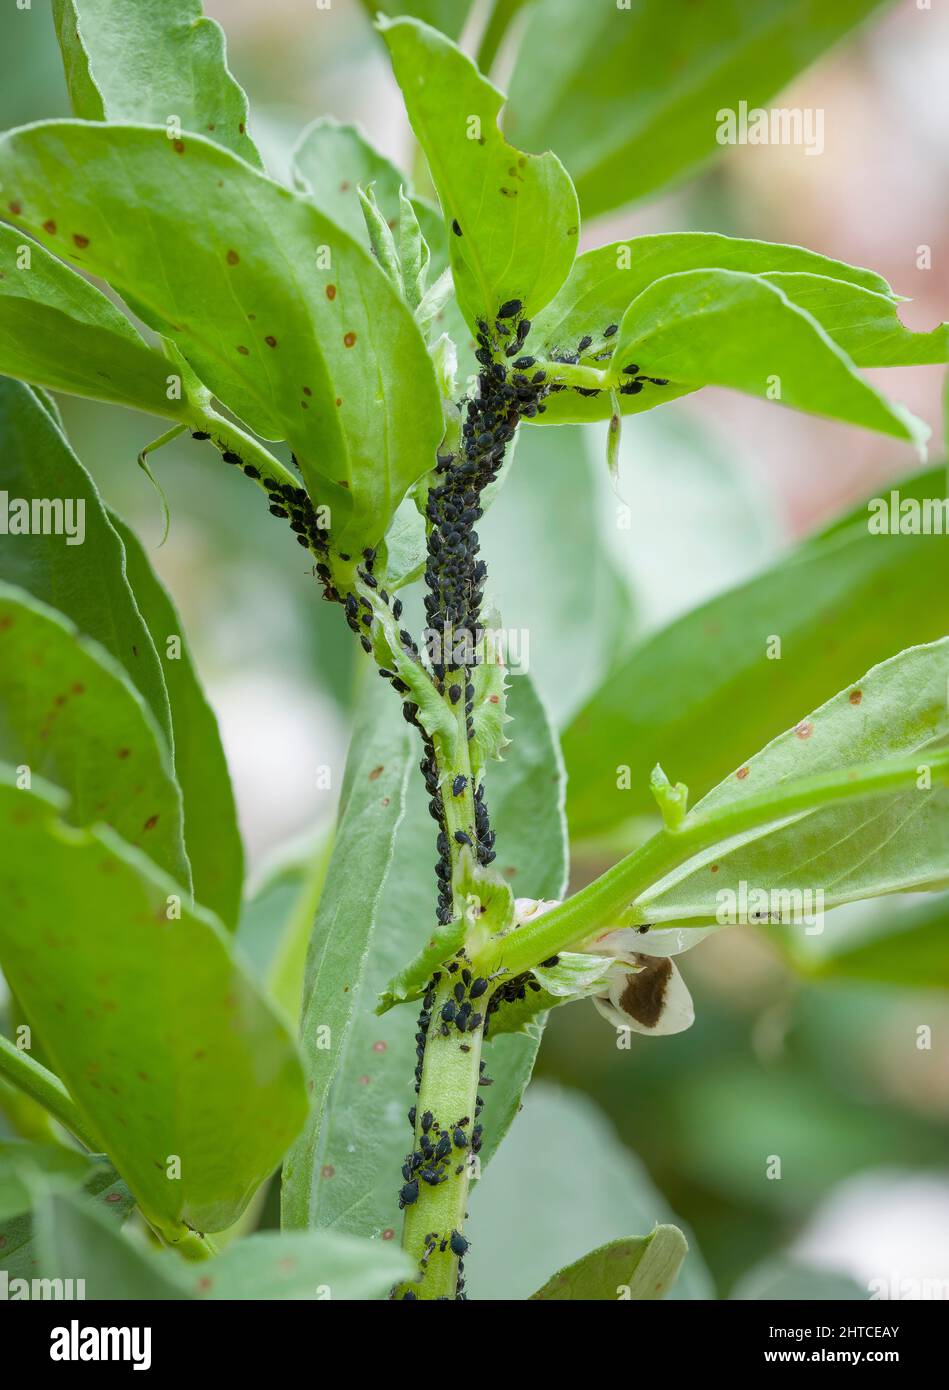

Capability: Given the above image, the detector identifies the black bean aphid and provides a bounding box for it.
[577,335,593,352]
[420,1110,434,1133]
[603,323,618,337]
[497,299,522,318]
[622,363,639,375]
[399,1180,419,1207]
[449,1231,469,1257]
[470,977,488,999]
[452,219,462,236]
[452,774,467,796]
[222,450,241,465]
[454,830,472,846]
[191,430,211,440]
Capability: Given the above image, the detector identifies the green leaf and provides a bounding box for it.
[776,891,949,989]
[0,582,189,886]
[0,379,172,745]
[190,1230,412,1300]
[505,0,888,217]
[363,0,470,38]
[0,771,307,1235]
[111,514,244,930]
[0,121,444,551]
[762,272,949,367]
[730,1259,866,1301]
[481,421,634,727]
[465,1083,712,1299]
[631,640,949,928]
[379,16,580,332]
[0,1158,133,1281]
[52,0,262,167]
[281,675,413,1230]
[608,269,926,447]
[0,221,200,419]
[35,1193,190,1299]
[282,677,567,1236]
[529,1226,688,1301]
[0,1141,92,1221]
[563,468,949,841]
[238,829,333,1022]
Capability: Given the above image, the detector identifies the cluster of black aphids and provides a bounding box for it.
[410,963,494,1095]
[545,332,671,401]
[397,1227,471,1300]
[481,954,560,1037]
[191,431,342,602]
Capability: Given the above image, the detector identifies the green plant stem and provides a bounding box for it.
[474,745,949,978]
[0,1033,98,1150]
[397,683,483,1299]
[195,404,301,494]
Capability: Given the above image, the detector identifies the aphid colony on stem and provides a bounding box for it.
[191,295,668,1298]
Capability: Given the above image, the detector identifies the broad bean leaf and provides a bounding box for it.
[363,0,470,39]
[0,582,189,886]
[284,677,567,1237]
[606,270,926,447]
[380,16,580,331]
[465,1083,712,1299]
[774,892,949,989]
[281,675,413,1230]
[0,121,443,551]
[0,771,307,1235]
[52,0,262,167]
[529,1226,688,1301]
[480,420,634,727]
[730,1259,866,1300]
[629,640,949,928]
[530,234,947,427]
[190,1230,412,1300]
[563,469,949,841]
[0,1158,133,1281]
[238,830,333,1022]
[0,1141,92,1222]
[505,0,888,217]
[0,379,172,745]
[0,222,198,419]
[112,515,243,930]
[35,1193,190,1299]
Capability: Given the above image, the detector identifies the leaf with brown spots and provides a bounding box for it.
[0,122,442,551]
[0,772,307,1235]
[0,223,200,419]
[0,581,189,888]
[52,0,262,168]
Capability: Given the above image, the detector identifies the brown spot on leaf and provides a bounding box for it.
[382,1228,395,1240]
[736,766,749,780]
[265,335,278,347]
[321,1165,335,1179]
[117,748,130,759]
[236,344,250,355]
[143,814,159,831]
[73,233,89,248]
[372,1040,387,1053]
[794,720,814,739]
[343,331,357,348]
[302,385,312,396]
[335,397,342,407]
[326,284,337,300]
[43,219,57,235]
[173,140,185,154]
[71,682,85,695]
[618,955,673,1030]
[849,689,863,705]
[8,201,21,215]
[239,122,246,135]
[369,765,384,781]
[226,249,240,265]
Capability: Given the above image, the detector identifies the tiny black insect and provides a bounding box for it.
[421,1110,434,1133]
[512,356,535,369]
[576,335,593,352]
[452,774,467,796]
[191,430,211,441]
[360,635,372,654]
[441,999,457,1022]
[449,1231,469,1257]
[399,1180,419,1207]
[497,299,522,319]
[622,363,639,375]
[453,1127,468,1148]
[603,323,618,337]
[452,219,463,236]
[449,684,461,704]
[408,1105,417,1127]
[454,830,472,846]
[222,450,241,465]
[470,977,488,999]
[243,464,261,480]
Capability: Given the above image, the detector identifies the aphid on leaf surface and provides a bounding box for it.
[452,219,463,236]
[421,1110,434,1133]
[449,684,461,704]
[399,1180,419,1208]
[497,299,522,318]
[453,1127,468,1148]
[243,464,261,479]
[408,1106,417,1127]
[454,981,465,1003]
[512,356,535,369]
[191,430,211,440]
[441,1000,457,1023]
[450,1231,469,1257]
[452,774,467,796]
[454,830,472,847]
[577,335,593,352]
[622,363,639,375]
[222,450,241,465]
[470,977,488,999]
[603,323,618,337]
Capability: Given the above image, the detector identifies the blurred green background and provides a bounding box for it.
[4,0,948,1298]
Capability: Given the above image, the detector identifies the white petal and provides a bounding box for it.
[513,897,561,924]
[583,924,713,959]
[596,956,694,1036]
